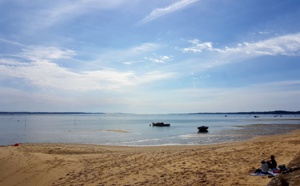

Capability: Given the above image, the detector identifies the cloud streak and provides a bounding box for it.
[21,47,76,61]
[16,0,129,30]
[0,37,26,47]
[0,45,175,92]
[144,53,173,63]
[137,0,199,26]
[181,32,300,70]
[183,33,300,57]
[220,33,300,57]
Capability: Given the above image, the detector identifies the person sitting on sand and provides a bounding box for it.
[254,159,269,174]
[260,160,269,173]
[267,155,277,169]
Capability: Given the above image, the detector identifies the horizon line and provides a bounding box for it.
[0,110,300,115]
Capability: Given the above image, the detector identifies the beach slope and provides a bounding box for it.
[1,131,300,186]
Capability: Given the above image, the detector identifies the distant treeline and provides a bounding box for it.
[191,111,300,115]
[0,112,105,115]
[0,111,300,115]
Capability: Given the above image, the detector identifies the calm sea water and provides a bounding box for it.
[0,113,300,146]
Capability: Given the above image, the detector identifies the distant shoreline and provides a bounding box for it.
[0,112,105,115]
[0,110,300,115]
[191,110,300,115]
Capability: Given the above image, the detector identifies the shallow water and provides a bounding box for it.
[0,113,300,146]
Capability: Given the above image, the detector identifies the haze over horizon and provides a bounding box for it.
[1,0,300,114]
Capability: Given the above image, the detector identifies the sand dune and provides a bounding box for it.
[1,130,300,186]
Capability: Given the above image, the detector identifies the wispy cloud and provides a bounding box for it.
[168,32,300,76]
[137,0,199,26]
[20,0,129,29]
[182,39,215,53]
[144,53,173,63]
[21,46,76,61]
[219,33,300,57]
[90,43,162,67]
[183,33,300,57]
[0,45,174,91]
[0,37,26,47]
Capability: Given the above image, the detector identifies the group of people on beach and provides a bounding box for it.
[256,155,277,174]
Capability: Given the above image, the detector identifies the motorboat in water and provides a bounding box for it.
[198,126,209,132]
[151,122,170,127]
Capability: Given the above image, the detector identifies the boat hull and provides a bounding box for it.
[152,122,170,127]
[198,126,209,132]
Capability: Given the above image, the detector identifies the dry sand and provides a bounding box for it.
[1,130,300,186]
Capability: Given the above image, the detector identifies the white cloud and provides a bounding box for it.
[137,0,199,25]
[21,46,76,61]
[0,58,24,66]
[173,34,300,77]
[144,53,173,63]
[182,39,215,53]
[137,71,175,84]
[219,33,300,57]
[181,33,300,70]
[183,33,300,57]
[258,31,270,35]
[0,45,174,91]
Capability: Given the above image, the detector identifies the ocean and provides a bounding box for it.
[1,113,300,146]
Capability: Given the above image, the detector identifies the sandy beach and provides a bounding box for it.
[1,130,300,186]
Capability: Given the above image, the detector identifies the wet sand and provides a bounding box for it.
[1,130,300,186]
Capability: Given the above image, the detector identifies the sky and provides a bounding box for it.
[0,0,300,114]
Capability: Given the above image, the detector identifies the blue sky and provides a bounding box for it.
[0,0,300,113]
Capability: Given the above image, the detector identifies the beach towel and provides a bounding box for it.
[250,170,279,176]
[268,171,279,177]
[250,172,267,176]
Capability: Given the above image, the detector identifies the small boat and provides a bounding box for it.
[151,122,170,127]
[198,126,209,132]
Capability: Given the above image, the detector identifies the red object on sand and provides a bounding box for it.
[13,143,19,146]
